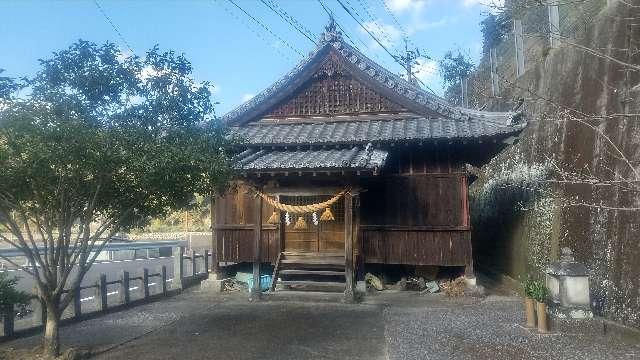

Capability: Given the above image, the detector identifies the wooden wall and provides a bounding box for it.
[359,146,472,267]
[214,146,473,268]
[214,184,279,263]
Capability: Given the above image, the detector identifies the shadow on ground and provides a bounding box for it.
[3,287,640,360]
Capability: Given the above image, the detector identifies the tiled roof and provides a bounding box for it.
[233,144,387,172]
[229,114,524,147]
[221,24,521,127]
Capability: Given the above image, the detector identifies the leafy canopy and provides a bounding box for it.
[0,39,232,256]
[0,273,30,309]
[480,12,511,55]
[438,51,475,88]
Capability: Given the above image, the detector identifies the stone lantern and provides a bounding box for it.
[545,248,593,319]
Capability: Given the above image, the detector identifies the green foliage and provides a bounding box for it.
[0,40,233,232]
[524,277,549,302]
[522,275,537,298]
[480,12,511,55]
[438,51,475,88]
[0,272,30,309]
[0,69,20,100]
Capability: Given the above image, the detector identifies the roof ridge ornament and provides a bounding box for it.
[321,15,342,43]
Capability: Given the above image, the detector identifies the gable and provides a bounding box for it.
[262,54,406,119]
[222,27,518,128]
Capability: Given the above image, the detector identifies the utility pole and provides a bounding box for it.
[396,39,428,85]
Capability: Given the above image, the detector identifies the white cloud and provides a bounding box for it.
[386,0,428,14]
[360,20,402,49]
[462,0,505,12]
[139,65,162,81]
[241,93,254,102]
[413,58,438,83]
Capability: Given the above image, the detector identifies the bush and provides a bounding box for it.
[0,272,30,317]
[523,276,549,303]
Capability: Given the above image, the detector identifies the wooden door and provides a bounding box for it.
[281,195,345,253]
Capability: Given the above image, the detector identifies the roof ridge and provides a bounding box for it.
[221,24,520,127]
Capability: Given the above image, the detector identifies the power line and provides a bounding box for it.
[216,0,295,62]
[377,0,415,48]
[335,0,402,66]
[335,0,437,95]
[93,0,134,54]
[260,0,317,45]
[317,0,368,54]
[344,0,397,51]
[225,0,305,58]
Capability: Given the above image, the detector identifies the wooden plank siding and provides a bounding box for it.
[214,147,472,267]
[214,183,279,263]
[360,230,471,266]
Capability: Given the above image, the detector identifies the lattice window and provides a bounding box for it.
[266,57,405,118]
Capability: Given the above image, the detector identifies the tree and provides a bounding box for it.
[0,41,233,357]
[0,69,20,100]
[480,12,511,55]
[439,51,475,105]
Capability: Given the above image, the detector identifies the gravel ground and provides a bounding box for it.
[379,294,640,360]
[2,288,639,360]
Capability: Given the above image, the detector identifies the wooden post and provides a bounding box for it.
[120,270,130,305]
[191,250,197,279]
[161,265,168,295]
[143,268,150,299]
[278,207,286,253]
[344,191,355,302]
[72,286,82,318]
[173,246,184,290]
[2,304,14,337]
[211,194,220,276]
[250,191,263,300]
[203,249,209,277]
[98,274,108,311]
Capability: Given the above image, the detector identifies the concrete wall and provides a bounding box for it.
[468,1,640,328]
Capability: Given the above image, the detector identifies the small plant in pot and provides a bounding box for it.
[522,276,537,328]
[530,279,550,333]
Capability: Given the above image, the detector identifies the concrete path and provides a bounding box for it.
[3,289,639,359]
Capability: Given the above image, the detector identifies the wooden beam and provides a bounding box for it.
[344,192,355,302]
[211,192,220,276]
[250,191,263,300]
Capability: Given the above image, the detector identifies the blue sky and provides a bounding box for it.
[0,0,494,115]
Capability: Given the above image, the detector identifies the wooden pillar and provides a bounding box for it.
[278,196,286,253]
[250,191,263,300]
[203,249,210,278]
[211,193,220,276]
[344,192,355,302]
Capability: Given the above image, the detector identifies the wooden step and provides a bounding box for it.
[279,280,345,288]
[282,251,343,257]
[279,270,345,277]
[281,259,345,266]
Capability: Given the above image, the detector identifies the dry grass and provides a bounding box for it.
[441,277,466,297]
